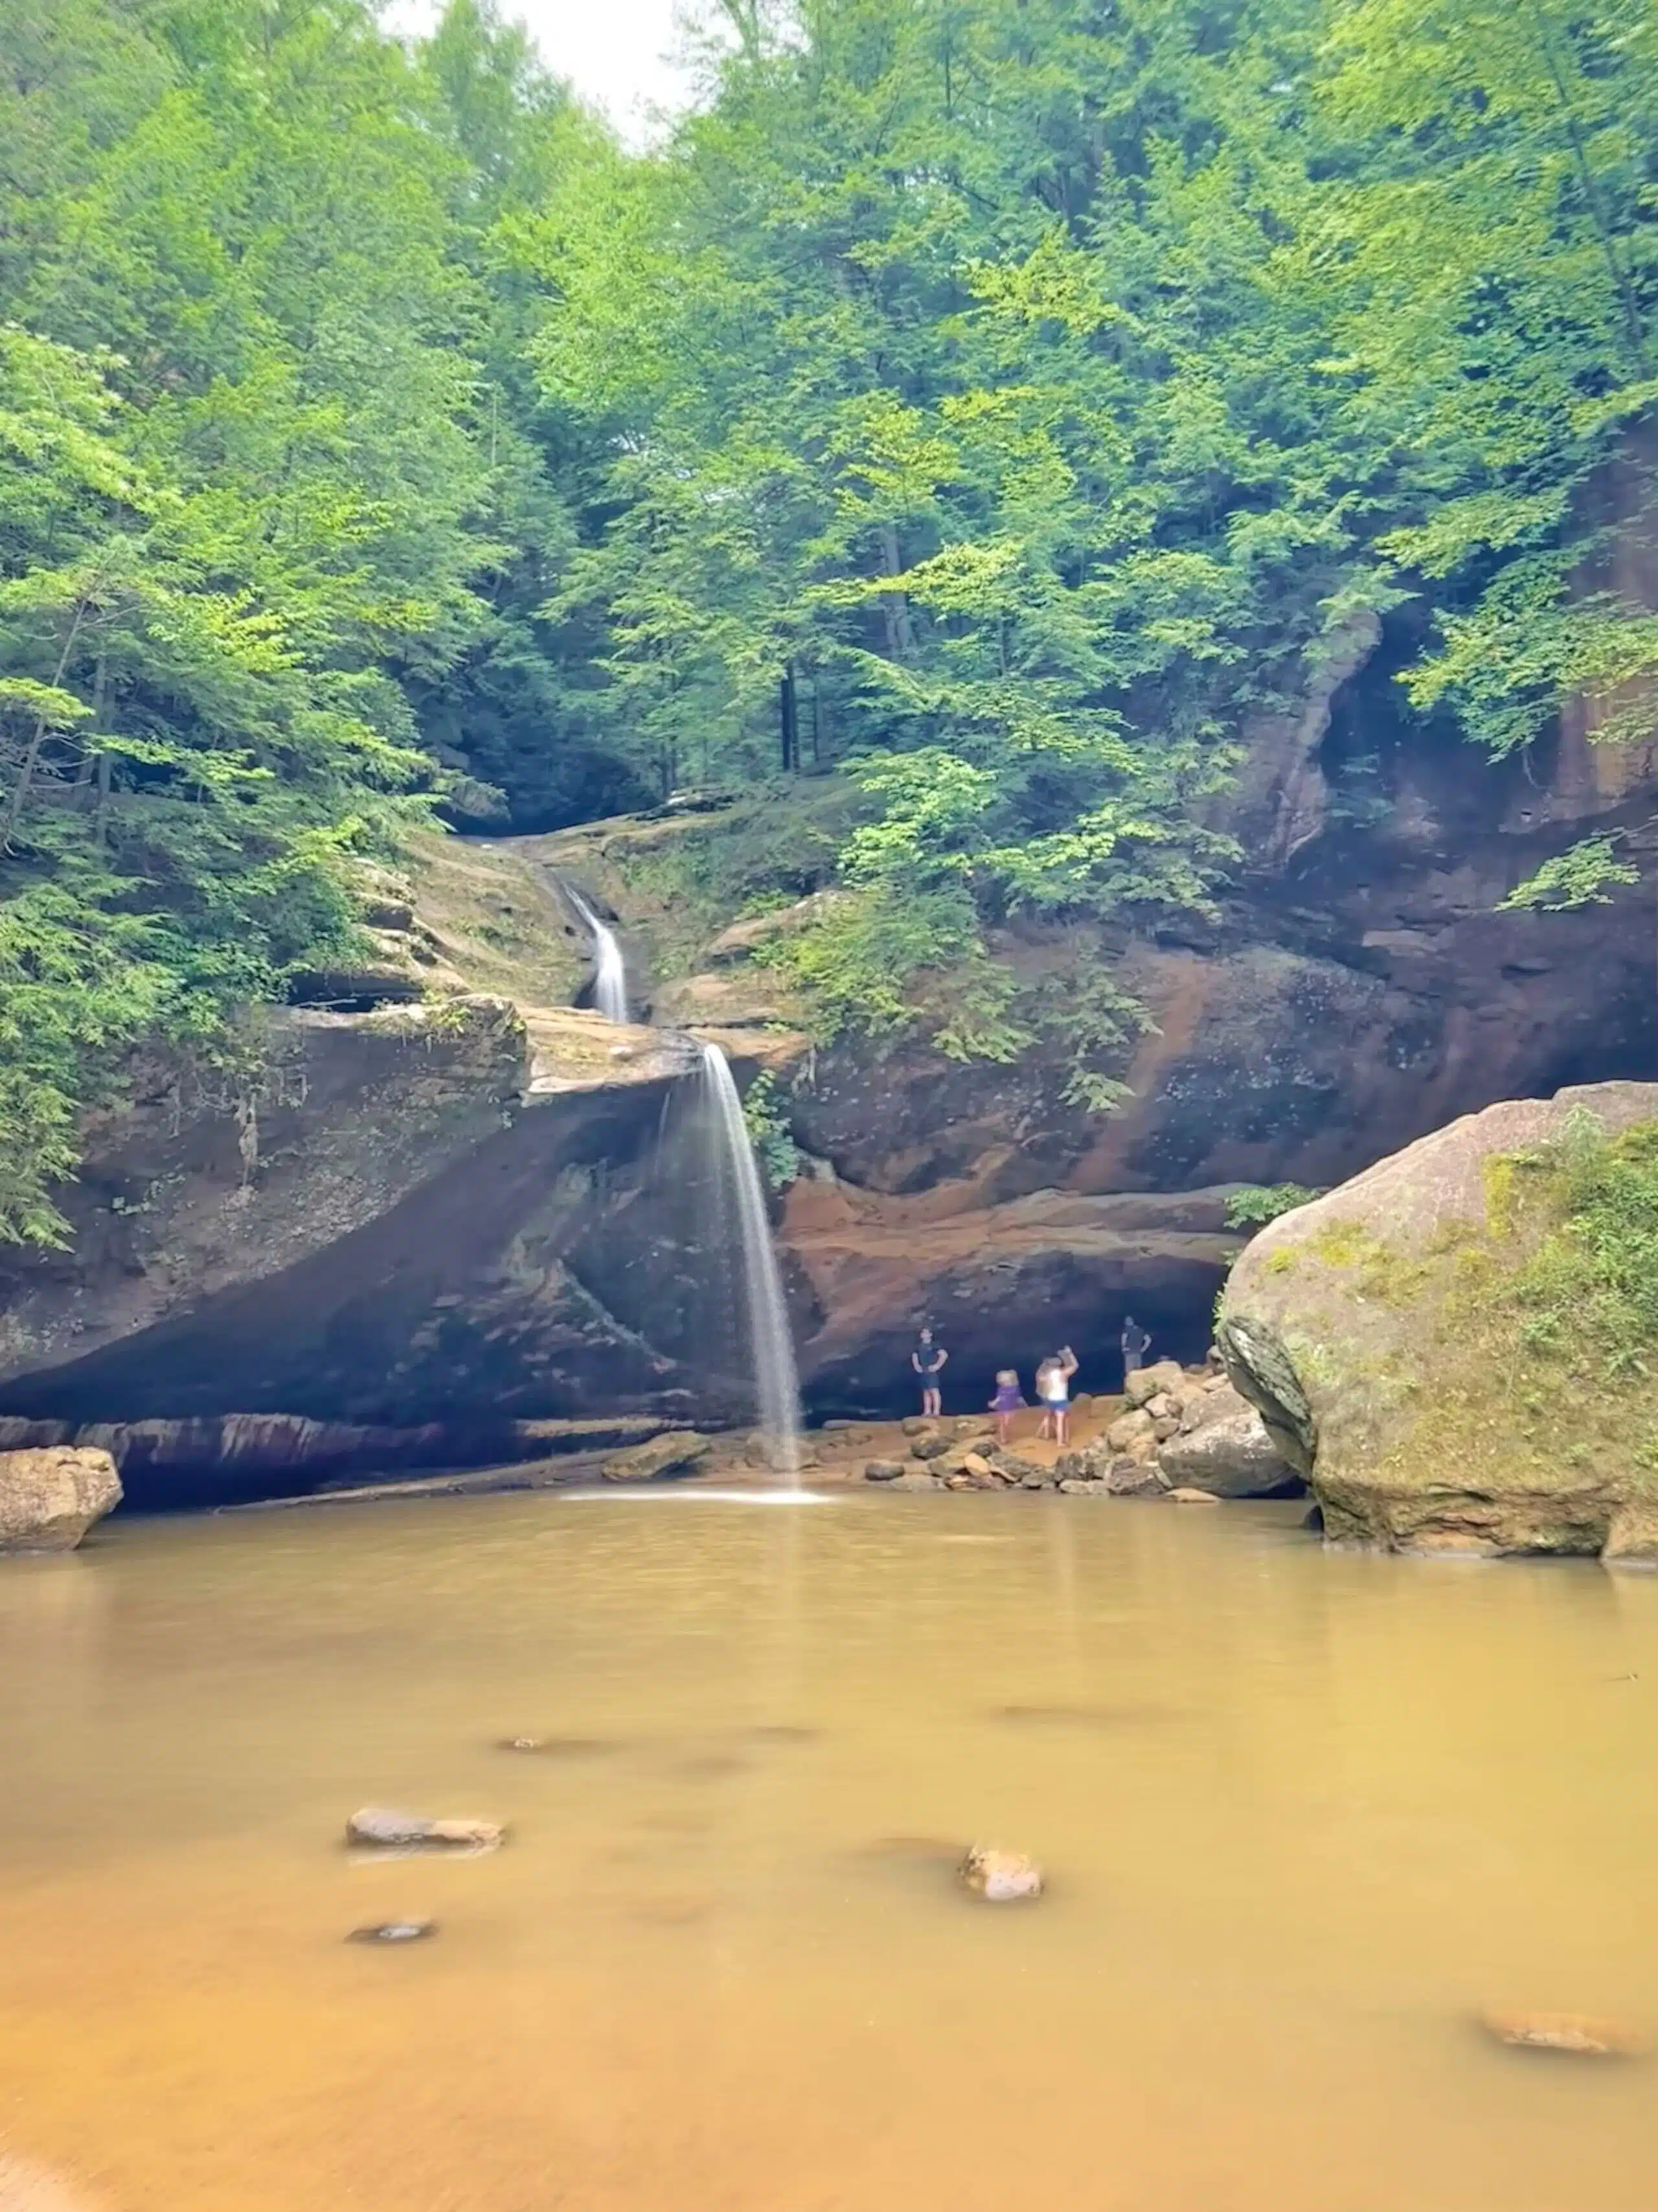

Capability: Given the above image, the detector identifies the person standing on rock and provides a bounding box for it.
[912,1326,948,1417]
[989,1369,1025,1447]
[1120,1316,1152,1379]
[1036,1347,1079,1446]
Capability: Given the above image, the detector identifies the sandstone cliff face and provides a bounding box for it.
[0,994,799,1494]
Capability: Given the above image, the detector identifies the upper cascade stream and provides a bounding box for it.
[563,882,630,1025]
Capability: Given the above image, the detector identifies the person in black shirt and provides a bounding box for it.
[911,1327,948,1417]
[1120,1315,1152,1378]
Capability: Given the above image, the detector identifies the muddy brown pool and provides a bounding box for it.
[1,1490,1656,2210]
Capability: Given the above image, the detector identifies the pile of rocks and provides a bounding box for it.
[863,1417,1016,1489]
[863,1356,1299,1501]
[1089,1359,1300,1499]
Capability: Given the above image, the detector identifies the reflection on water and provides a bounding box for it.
[1,1494,1657,2209]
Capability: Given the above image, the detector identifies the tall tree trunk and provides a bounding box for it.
[1519,1,1650,373]
[83,649,108,805]
[877,523,916,660]
[780,663,799,773]
[94,747,111,847]
[5,596,89,845]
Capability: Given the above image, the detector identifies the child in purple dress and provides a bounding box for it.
[989,1370,1025,1448]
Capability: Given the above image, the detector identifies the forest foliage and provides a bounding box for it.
[1,0,1655,1241]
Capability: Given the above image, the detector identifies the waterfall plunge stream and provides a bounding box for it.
[562,879,804,1479]
[696,1040,804,1483]
[564,883,630,1025]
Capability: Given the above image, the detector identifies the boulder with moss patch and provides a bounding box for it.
[1216,1082,1658,1557]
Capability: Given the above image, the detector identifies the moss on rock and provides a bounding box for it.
[1218,1082,1658,1557]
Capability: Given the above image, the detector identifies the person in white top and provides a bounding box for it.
[1035,1345,1079,1446]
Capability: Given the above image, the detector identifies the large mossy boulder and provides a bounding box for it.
[1216,1082,1658,1557]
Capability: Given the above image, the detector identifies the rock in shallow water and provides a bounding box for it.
[960,1846,1044,1902]
[1155,1383,1297,1498]
[497,1734,616,1756]
[0,1446,122,1554]
[864,1459,905,1482]
[348,1920,437,1944]
[601,1431,710,1483]
[346,1807,503,1851]
[1480,2008,1647,2057]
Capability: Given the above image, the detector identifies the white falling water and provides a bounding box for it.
[565,884,630,1024]
[698,1042,803,1483]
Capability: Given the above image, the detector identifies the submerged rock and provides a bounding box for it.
[347,1920,437,1944]
[601,1431,710,1483]
[960,1846,1044,1902]
[0,1446,121,1554]
[1167,1487,1221,1505]
[345,1807,503,1851]
[496,1734,617,1757]
[1480,2008,1647,2057]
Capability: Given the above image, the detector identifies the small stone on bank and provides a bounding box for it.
[960,1845,1044,1902]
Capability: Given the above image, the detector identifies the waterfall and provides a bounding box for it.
[697,1042,802,1481]
[565,884,630,1025]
